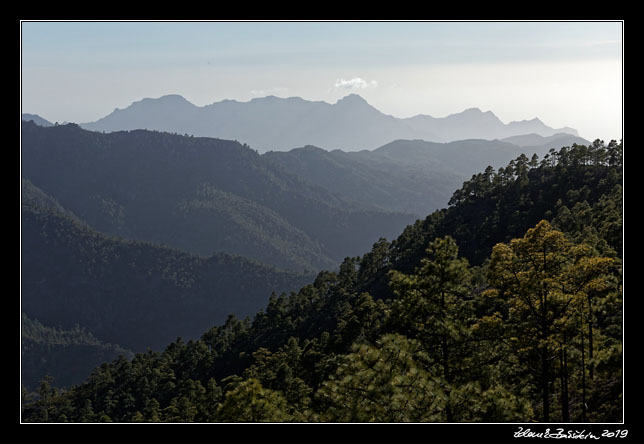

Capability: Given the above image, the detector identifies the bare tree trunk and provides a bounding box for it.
[581,325,588,422]
[542,343,550,422]
[562,333,570,422]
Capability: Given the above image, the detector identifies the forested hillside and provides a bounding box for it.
[390,140,623,268]
[21,140,623,423]
[263,144,461,216]
[263,137,590,216]
[21,314,135,391]
[21,179,314,354]
[21,121,413,272]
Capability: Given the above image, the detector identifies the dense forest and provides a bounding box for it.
[21,314,135,391]
[21,179,314,354]
[21,140,623,423]
[21,121,414,272]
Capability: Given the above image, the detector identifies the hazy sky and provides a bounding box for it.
[21,21,623,142]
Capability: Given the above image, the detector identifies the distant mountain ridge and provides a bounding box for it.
[499,132,586,147]
[21,113,53,127]
[21,121,590,263]
[404,109,579,143]
[263,133,591,216]
[77,94,580,152]
[21,121,414,271]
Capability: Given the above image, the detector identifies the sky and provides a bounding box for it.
[21,21,623,142]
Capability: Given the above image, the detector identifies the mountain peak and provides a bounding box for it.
[251,95,280,102]
[152,94,192,104]
[509,117,544,125]
[22,113,53,127]
[448,108,502,125]
[80,93,579,151]
[336,94,368,105]
[131,94,193,108]
[161,93,188,100]
[459,108,498,118]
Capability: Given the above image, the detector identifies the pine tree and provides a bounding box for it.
[217,378,291,422]
[487,220,614,422]
[316,334,442,422]
[388,236,474,421]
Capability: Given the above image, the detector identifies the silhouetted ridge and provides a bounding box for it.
[79,94,580,152]
[21,121,413,271]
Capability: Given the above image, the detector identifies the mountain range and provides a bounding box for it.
[263,134,589,216]
[71,94,580,152]
[20,139,623,422]
[20,121,415,271]
[21,113,53,127]
[20,101,593,393]
[21,178,315,353]
[21,120,589,270]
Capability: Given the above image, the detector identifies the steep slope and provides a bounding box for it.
[79,94,579,152]
[79,94,202,134]
[390,140,623,267]
[21,121,414,270]
[21,179,315,352]
[22,113,53,127]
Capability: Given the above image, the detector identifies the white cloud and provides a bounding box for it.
[250,86,289,96]
[334,77,378,90]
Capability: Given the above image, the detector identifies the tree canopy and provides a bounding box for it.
[21,140,623,423]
